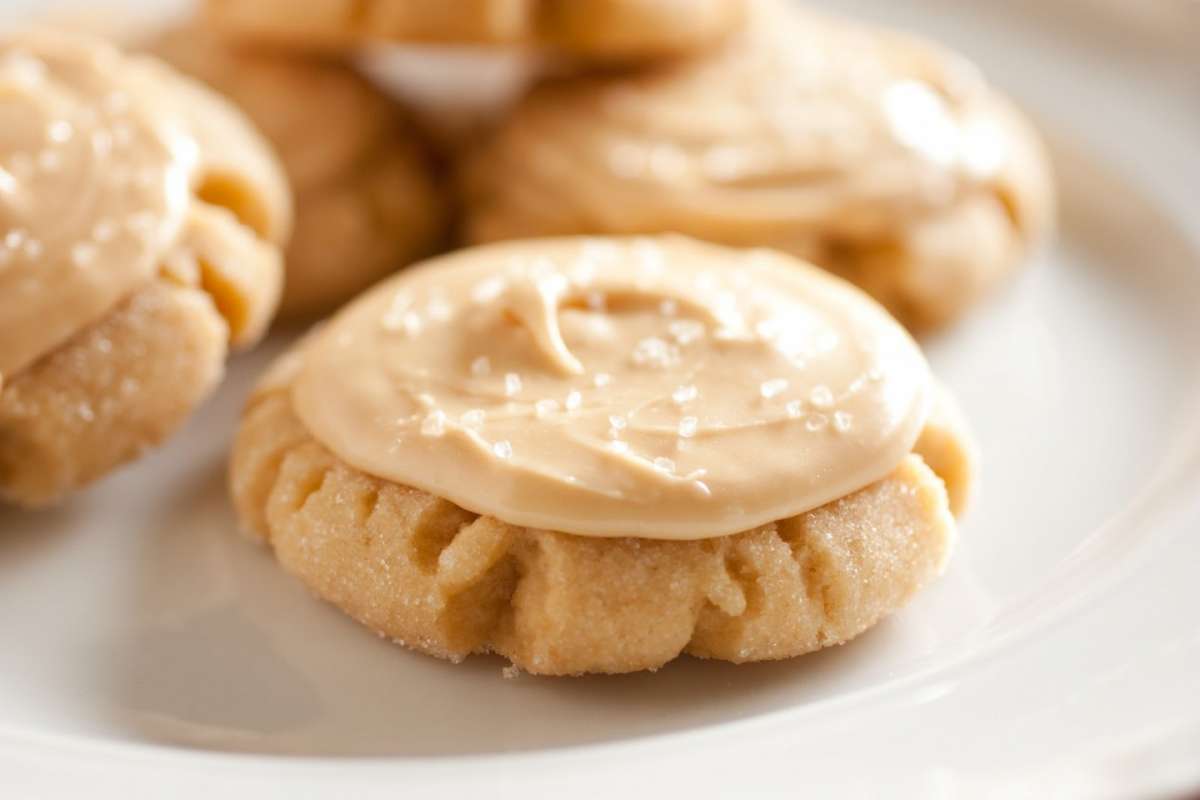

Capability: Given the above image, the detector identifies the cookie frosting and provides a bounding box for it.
[0,30,288,389]
[291,237,933,539]
[466,0,1052,265]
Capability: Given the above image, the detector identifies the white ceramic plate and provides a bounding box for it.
[2,1,1199,797]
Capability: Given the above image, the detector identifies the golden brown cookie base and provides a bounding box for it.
[231,389,959,675]
[0,280,228,508]
[914,383,977,516]
[279,133,445,319]
[751,194,1027,333]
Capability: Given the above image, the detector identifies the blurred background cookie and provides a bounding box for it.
[461,0,1055,332]
[0,30,288,507]
[203,0,747,62]
[149,23,446,319]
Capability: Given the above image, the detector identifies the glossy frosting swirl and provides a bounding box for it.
[291,236,933,539]
[0,30,289,389]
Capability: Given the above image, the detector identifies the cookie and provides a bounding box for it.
[230,236,976,674]
[461,1,1055,332]
[149,24,446,319]
[204,0,746,62]
[0,30,289,507]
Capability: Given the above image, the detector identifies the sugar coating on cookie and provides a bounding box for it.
[462,0,1055,332]
[0,30,289,506]
[231,236,977,674]
[149,25,446,318]
[204,0,746,61]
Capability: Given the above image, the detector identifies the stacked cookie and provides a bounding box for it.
[1,0,1053,675]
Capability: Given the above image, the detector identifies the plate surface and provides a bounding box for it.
[2,1,1199,797]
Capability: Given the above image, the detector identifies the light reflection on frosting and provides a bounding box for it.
[291,236,933,539]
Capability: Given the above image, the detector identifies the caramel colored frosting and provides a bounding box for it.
[470,0,1052,239]
[0,30,289,389]
[291,237,933,539]
[464,0,1054,330]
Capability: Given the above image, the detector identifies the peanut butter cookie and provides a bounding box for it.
[230,236,976,674]
[0,30,289,507]
[461,1,1054,332]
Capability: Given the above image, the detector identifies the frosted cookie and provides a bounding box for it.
[462,1,1055,332]
[150,25,446,318]
[204,0,746,62]
[0,30,289,507]
[231,236,976,675]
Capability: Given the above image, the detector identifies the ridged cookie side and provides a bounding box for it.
[231,389,957,675]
